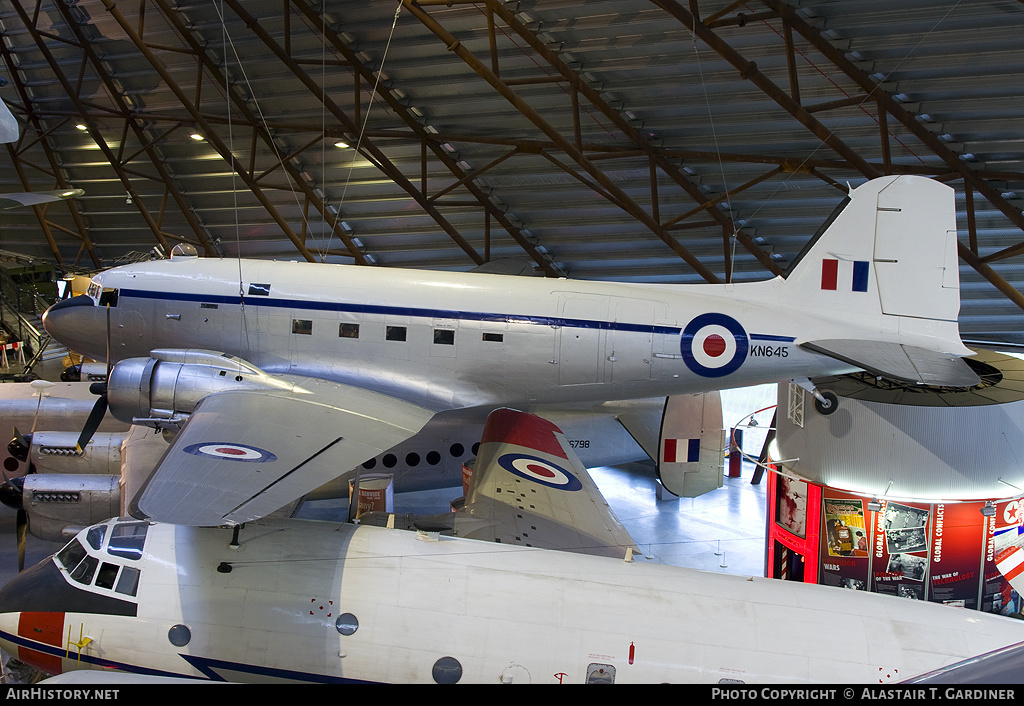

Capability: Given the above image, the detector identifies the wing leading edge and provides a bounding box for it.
[453,408,639,559]
[129,381,435,526]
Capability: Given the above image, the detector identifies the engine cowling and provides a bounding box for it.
[106,349,298,429]
[0,474,121,542]
[28,431,125,475]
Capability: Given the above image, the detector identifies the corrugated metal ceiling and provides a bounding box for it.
[0,0,1021,343]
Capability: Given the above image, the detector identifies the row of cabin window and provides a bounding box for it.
[292,319,504,344]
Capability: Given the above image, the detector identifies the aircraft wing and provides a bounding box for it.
[904,640,1024,684]
[801,339,980,387]
[453,408,639,559]
[0,189,84,211]
[129,381,435,526]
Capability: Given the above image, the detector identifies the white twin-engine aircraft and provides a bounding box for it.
[41,174,978,528]
[1,408,1022,685]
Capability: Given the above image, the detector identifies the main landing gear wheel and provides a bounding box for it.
[813,390,839,416]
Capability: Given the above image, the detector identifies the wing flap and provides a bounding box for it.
[130,384,434,526]
[802,339,980,387]
[454,408,637,558]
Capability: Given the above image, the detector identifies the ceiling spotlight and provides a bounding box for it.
[334,140,349,149]
[981,502,996,518]
[866,498,882,513]
[75,123,87,131]
[190,133,205,141]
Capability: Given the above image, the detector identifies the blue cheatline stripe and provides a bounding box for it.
[180,654,373,684]
[0,627,365,684]
[118,288,682,335]
[0,628,194,679]
[117,288,797,344]
[749,334,796,343]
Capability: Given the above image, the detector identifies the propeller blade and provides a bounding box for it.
[76,393,108,454]
[8,427,30,463]
[0,476,24,511]
[15,508,26,573]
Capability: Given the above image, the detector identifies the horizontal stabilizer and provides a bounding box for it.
[455,408,638,558]
[802,339,980,387]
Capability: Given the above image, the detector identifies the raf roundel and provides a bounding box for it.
[497,453,583,491]
[184,442,278,463]
[680,313,748,378]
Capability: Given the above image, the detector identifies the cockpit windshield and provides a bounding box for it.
[84,278,118,306]
[54,518,150,599]
[108,522,149,561]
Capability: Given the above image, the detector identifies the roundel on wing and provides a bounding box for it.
[680,313,748,378]
[184,442,278,463]
[497,453,583,491]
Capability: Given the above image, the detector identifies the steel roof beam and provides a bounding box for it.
[98,0,321,263]
[755,0,1024,308]
[288,0,560,276]
[219,0,485,267]
[0,42,99,267]
[485,0,786,278]
[651,0,882,181]
[406,0,722,283]
[53,2,219,258]
[10,1,176,260]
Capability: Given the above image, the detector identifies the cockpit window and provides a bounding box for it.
[69,555,98,585]
[107,522,149,561]
[98,288,118,307]
[54,521,150,600]
[86,525,106,550]
[95,562,119,590]
[56,539,88,573]
[115,566,141,597]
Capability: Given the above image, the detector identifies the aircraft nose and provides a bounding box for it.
[0,555,66,614]
[41,295,107,361]
[0,561,69,676]
[41,294,94,335]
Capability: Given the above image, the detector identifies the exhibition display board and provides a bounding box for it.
[767,470,1024,616]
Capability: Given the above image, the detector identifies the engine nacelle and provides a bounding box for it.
[18,474,121,542]
[27,431,126,475]
[107,349,298,429]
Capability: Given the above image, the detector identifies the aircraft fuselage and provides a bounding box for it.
[1,517,1022,684]
[46,258,863,412]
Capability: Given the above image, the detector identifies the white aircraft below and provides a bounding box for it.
[39,174,978,527]
[0,408,1019,684]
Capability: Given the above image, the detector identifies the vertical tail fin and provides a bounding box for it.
[784,175,961,323]
[782,175,976,386]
